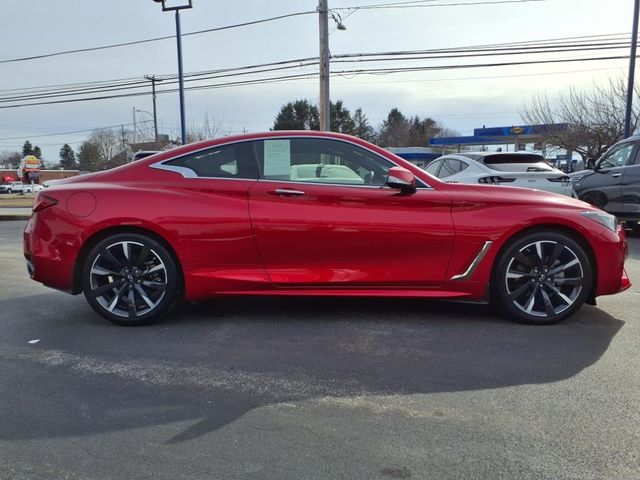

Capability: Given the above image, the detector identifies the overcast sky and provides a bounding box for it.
[0,0,635,162]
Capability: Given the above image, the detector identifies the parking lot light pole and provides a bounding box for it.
[153,0,192,145]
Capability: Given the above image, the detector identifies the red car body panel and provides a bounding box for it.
[23,131,630,305]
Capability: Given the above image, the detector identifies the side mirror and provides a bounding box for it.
[593,160,608,173]
[387,166,416,193]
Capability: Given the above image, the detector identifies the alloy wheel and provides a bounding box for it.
[89,240,168,320]
[504,240,584,319]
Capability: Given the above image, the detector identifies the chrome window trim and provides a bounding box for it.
[149,162,198,178]
[148,135,433,189]
[255,178,430,191]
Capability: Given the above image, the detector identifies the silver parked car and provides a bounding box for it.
[425,152,575,196]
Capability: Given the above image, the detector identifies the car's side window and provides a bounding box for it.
[255,138,396,186]
[424,160,442,176]
[439,159,462,178]
[164,141,260,179]
[598,142,637,169]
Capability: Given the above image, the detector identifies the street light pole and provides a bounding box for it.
[175,9,187,145]
[625,0,640,138]
[318,0,330,132]
[153,0,192,145]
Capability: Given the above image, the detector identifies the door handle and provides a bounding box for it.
[270,188,306,196]
[610,173,622,178]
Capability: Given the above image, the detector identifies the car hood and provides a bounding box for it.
[444,182,594,210]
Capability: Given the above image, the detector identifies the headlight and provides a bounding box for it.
[580,211,618,232]
[571,175,584,182]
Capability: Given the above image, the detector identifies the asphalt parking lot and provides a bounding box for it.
[1,219,639,480]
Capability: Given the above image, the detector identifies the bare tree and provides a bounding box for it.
[0,151,21,169]
[89,128,120,164]
[186,113,228,143]
[521,76,640,164]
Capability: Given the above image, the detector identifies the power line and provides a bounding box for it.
[0,31,630,98]
[0,1,549,66]
[334,0,546,9]
[0,11,316,65]
[0,122,144,141]
[0,54,631,110]
[0,37,632,104]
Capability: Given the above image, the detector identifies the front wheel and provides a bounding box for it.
[82,233,179,326]
[494,231,593,325]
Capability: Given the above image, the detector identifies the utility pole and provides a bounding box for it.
[132,107,137,143]
[625,0,640,138]
[145,75,161,145]
[318,0,330,131]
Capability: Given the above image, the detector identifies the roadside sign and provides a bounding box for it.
[22,155,41,172]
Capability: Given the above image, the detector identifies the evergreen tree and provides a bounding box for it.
[272,100,320,130]
[78,141,102,172]
[352,108,376,142]
[59,143,78,169]
[407,115,441,146]
[330,100,356,135]
[22,140,34,157]
[33,146,42,159]
[377,108,410,146]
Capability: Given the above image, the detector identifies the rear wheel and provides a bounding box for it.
[494,231,593,325]
[82,233,179,326]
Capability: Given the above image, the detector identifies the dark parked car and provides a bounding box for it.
[570,135,640,229]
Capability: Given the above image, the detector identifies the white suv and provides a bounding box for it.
[0,181,43,194]
[0,181,24,193]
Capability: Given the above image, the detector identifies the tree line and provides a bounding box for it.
[272,99,456,147]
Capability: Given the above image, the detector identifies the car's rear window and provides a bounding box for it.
[481,153,545,164]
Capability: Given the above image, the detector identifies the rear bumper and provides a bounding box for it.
[23,211,80,294]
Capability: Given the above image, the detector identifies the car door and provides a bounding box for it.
[153,140,267,286]
[621,148,640,219]
[248,137,455,287]
[578,141,638,213]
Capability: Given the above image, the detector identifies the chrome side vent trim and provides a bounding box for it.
[450,241,493,281]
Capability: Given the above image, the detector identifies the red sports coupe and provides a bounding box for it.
[24,131,630,325]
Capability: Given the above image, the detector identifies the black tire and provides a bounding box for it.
[493,231,593,325]
[82,233,179,326]
[6,188,12,194]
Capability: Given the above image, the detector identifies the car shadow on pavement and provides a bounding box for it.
[0,293,624,445]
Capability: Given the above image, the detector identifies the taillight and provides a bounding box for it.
[478,176,515,184]
[32,194,58,212]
